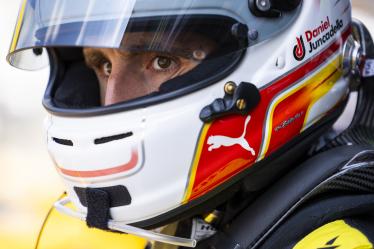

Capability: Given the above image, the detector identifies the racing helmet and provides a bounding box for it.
[7,0,355,247]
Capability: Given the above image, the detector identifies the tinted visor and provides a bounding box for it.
[7,0,248,113]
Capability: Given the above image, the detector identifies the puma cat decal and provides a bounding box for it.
[207,115,255,156]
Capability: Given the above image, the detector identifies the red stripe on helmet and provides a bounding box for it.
[57,148,139,178]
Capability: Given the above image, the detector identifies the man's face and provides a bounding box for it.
[83,32,216,106]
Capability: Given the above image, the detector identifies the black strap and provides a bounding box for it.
[86,188,111,230]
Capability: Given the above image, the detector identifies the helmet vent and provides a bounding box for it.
[94,132,133,145]
[52,137,73,146]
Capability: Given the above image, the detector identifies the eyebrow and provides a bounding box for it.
[121,43,194,59]
[84,50,108,67]
[83,44,201,67]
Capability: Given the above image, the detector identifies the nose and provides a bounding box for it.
[103,62,141,106]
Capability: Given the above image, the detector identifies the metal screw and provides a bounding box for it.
[33,48,43,56]
[236,99,247,110]
[224,82,236,95]
[256,0,271,11]
[248,29,259,41]
[204,211,220,224]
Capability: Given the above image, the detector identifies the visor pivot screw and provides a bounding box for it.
[193,50,207,60]
[33,48,43,56]
[231,23,249,39]
[256,0,271,12]
[248,29,259,41]
[236,99,247,111]
[224,82,237,95]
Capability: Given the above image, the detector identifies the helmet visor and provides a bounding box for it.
[8,0,249,70]
[7,0,249,112]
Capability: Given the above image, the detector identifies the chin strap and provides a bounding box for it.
[85,188,111,230]
[54,197,197,248]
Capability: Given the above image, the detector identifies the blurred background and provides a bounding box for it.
[0,1,373,248]
[0,1,62,249]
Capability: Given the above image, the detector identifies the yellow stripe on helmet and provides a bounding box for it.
[9,0,28,53]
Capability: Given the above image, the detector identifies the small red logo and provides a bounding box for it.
[293,36,306,61]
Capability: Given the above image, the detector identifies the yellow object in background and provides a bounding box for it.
[293,220,373,249]
[36,196,148,249]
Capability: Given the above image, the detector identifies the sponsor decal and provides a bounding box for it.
[274,111,304,132]
[293,36,306,61]
[207,115,255,156]
[293,16,344,61]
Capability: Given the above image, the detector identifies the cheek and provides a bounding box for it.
[142,71,171,90]
[180,60,200,74]
[104,60,154,102]
[97,77,108,103]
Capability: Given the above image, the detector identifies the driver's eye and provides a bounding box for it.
[151,56,177,72]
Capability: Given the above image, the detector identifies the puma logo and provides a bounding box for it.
[207,115,255,156]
